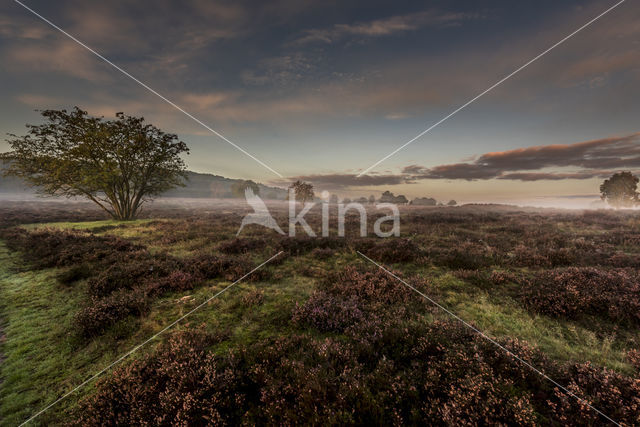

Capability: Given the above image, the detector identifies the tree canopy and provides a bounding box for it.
[2,107,189,220]
[289,180,314,203]
[600,171,639,209]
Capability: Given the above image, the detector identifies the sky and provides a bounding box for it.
[0,0,639,206]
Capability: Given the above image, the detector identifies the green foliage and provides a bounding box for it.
[3,107,189,219]
[600,171,639,208]
[288,180,314,203]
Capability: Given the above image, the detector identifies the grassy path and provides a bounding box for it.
[0,242,88,425]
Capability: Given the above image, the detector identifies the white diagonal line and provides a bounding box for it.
[357,251,621,426]
[18,251,283,426]
[357,0,626,177]
[13,0,284,178]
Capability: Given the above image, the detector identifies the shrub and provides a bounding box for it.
[71,330,247,426]
[628,350,640,373]
[75,289,149,337]
[186,253,246,281]
[430,241,496,269]
[72,322,640,425]
[87,253,186,298]
[548,362,640,424]
[292,292,364,332]
[520,267,640,325]
[454,269,519,291]
[310,247,334,260]
[219,238,265,254]
[241,289,265,307]
[320,266,414,306]
[355,238,422,263]
[145,270,201,296]
[0,228,141,269]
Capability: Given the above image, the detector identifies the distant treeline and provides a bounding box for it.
[0,162,288,200]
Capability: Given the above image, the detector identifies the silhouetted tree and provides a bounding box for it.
[329,194,339,204]
[289,180,314,203]
[447,199,457,206]
[379,191,395,203]
[231,180,259,198]
[2,107,188,220]
[368,195,375,204]
[380,190,408,204]
[410,197,436,206]
[600,171,639,208]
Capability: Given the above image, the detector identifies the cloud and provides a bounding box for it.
[0,14,48,40]
[271,133,640,191]
[5,38,114,82]
[403,133,640,181]
[293,10,479,45]
[497,171,613,181]
[242,53,317,86]
[15,93,65,108]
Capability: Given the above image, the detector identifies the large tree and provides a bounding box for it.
[2,107,189,220]
[600,171,639,209]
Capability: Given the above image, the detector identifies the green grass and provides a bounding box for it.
[427,273,636,374]
[0,243,94,425]
[21,219,154,231]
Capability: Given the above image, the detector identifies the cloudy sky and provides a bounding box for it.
[1,0,639,206]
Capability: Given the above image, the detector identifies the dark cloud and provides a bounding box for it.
[275,133,640,190]
[497,171,613,181]
[404,133,640,181]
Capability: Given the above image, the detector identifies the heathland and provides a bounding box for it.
[0,199,638,425]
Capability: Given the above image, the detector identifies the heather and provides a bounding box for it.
[520,267,640,325]
[72,322,640,426]
[1,203,639,425]
[0,227,270,338]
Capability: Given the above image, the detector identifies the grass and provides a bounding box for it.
[0,243,92,425]
[0,230,315,425]
[21,219,155,232]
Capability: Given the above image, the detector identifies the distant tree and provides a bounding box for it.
[379,190,408,204]
[231,180,259,198]
[447,199,457,206]
[342,197,352,204]
[410,197,436,206]
[329,194,339,204]
[368,195,375,204]
[600,171,639,208]
[2,107,188,220]
[289,180,314,203]
[395,194,408,204]
[379,191,396,203]
[355,196,368,203]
